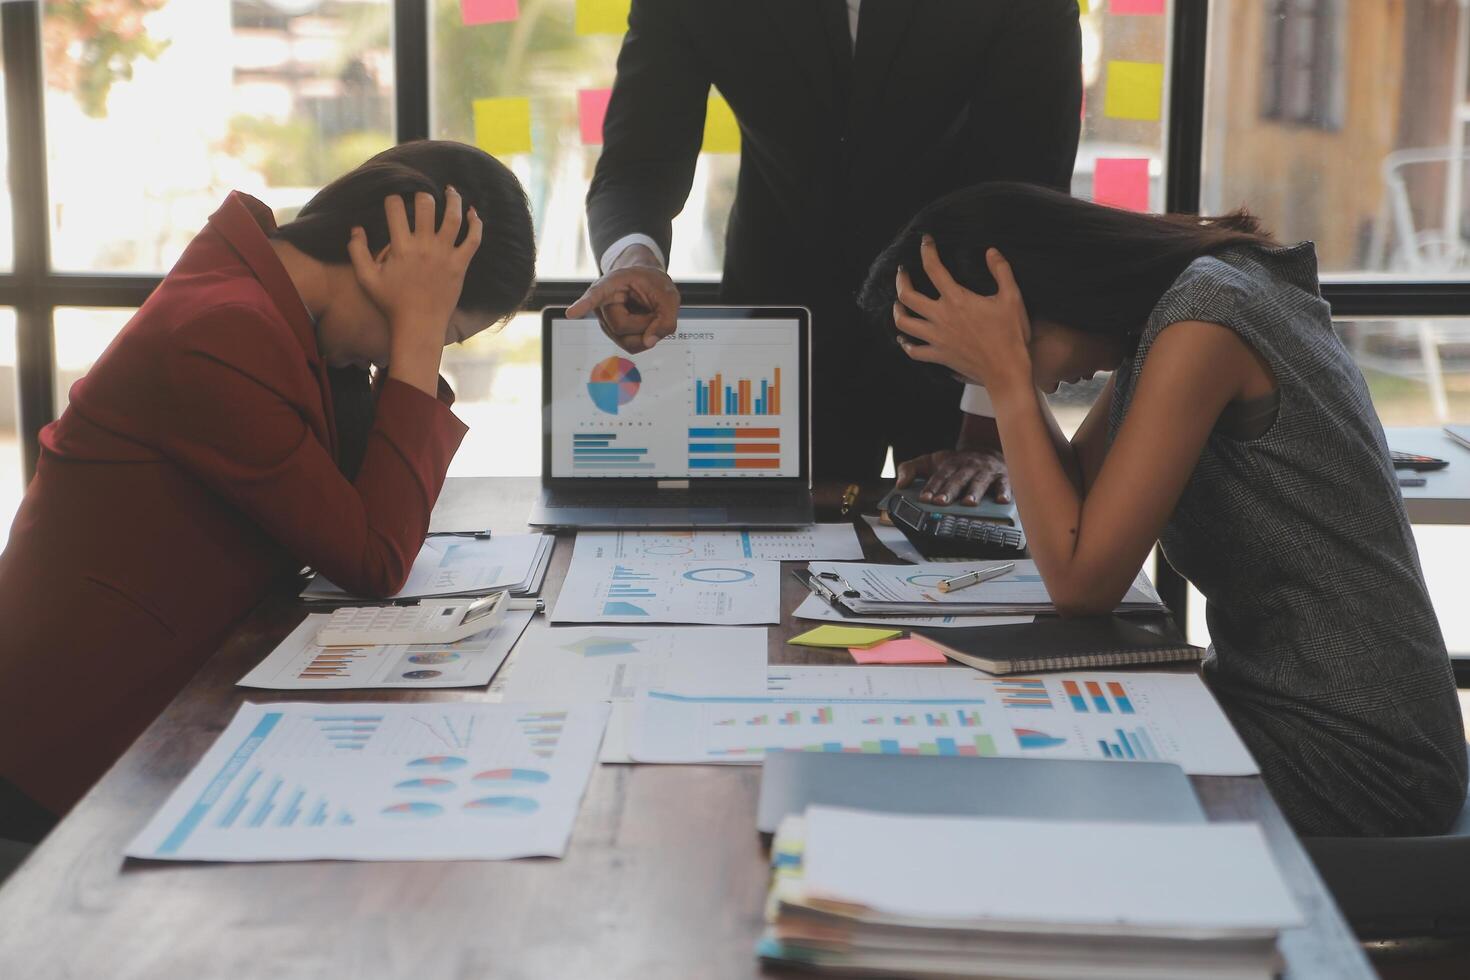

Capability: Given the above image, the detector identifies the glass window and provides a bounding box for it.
[1077,2,1171,214]
[429,0,737,280]
[42,0,394,274]
[443,311,541,475]
[1204,0,1470,278]
[432,4,1171,279]
[53,308,132,415]
[0,310,21,549]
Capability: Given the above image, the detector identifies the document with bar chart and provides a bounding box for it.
[550,557,781,624]
[628,670,1257,775]
[125,701,610,861]
[548,318,801,478]
[983,671,1259,776]
[570,526,862,562]
[236,608,534,690]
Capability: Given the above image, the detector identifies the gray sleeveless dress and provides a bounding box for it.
[1107,242,1467,836]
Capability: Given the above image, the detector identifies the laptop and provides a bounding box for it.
[755,753,1203,834]
[529,307,815,529]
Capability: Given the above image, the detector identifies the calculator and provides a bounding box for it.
[315,592,509,647]
[885,490,1026,559]
[1390,449,1449,472]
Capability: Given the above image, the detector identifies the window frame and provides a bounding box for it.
[1,0,1464,630]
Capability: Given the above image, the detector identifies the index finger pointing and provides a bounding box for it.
[919,234,961,295]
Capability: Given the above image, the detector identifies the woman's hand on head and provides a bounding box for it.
[893,239,1033,397]
[347,188,483,347]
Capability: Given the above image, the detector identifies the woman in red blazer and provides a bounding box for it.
[0,141,535,831]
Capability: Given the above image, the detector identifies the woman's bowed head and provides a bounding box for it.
[858,181,1273,399]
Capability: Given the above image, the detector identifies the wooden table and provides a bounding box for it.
[0,478,1373,979]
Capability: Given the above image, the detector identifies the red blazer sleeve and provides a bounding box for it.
[157,305,468,598]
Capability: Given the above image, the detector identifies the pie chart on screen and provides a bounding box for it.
[588,356,641,414]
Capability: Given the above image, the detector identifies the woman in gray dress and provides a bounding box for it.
[859,182,1466,836]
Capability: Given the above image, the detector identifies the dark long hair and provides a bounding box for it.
[275,139,536,323]
[275,140,536,478]
[858,181,1275,350]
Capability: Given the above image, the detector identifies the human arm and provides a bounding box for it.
[895,240,1243,615]
[577,0,706,352]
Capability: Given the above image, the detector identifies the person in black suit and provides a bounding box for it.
[570,0,1081,488]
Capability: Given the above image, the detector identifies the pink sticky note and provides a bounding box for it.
[462,0,519,25]
[850,639,948,665]
[1093,158,1150,212]
[578,88,613,145]
[1110,0,1165,14]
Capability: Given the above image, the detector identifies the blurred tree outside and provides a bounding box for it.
[43,0,170,118]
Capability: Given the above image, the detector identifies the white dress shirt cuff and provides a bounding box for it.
[599,233,667,274]
[959,383,996,417]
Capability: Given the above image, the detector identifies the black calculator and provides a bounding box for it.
[885,490,1026,559]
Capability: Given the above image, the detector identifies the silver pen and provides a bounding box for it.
[936,562,1016,594]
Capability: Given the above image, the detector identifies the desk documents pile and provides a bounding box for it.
[760,807,1302,978]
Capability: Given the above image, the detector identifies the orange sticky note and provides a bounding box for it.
[702,93,740,153]
[1104,61,1164,121]
[850,639,948,665]
[576,0,631,35]
[1093,157,1150,212]
[461,0,518,25]
[578,88,612,145]
[472,97,532,156]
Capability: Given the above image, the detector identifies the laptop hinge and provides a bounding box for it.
[657,480,690,489]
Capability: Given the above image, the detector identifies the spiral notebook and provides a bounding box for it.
[910,616,1203,675]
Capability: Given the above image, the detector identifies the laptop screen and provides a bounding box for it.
[546,313,804,479]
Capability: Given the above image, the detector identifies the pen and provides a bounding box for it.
[1398,477,1427,488]
[936,562,1016,593]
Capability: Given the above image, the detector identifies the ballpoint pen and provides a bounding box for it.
[936,562,1016,593]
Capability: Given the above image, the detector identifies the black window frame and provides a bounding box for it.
[2,0,1465,629]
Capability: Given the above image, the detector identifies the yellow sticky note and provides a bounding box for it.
[1104,60,1163,122]
[472,96,532,156]
[576,0,631,35]
[702,93,740,154]
[1078,0,1089,12]
[790,625,902,649]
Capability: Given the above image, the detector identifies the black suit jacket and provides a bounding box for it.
[587,0,1082,475]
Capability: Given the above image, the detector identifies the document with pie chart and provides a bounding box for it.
[125,701,610,862]
[550,556,781,624]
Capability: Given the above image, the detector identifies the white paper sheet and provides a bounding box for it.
[497,626,769,762]
[572,525,863,562]
[629,670,1258,775]
[792,594,1034,629]
[800,807,1302,932]
[809,559,1163,610]
[550,557,780,624]
[302,534,547,601]
[237,608,535,690]
[125,701,609,862]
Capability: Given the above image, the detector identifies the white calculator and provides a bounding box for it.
[315,592,511,647]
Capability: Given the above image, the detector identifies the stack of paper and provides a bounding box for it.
[760,807,1302,979]
[807,559,1165,616]
[301,534,554,601]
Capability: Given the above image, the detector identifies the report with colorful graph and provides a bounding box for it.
[550,556,781,625]
[236,608,535,690]
[627,669,1258,775]
[548,317,801,477]
[125,701,609,862]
